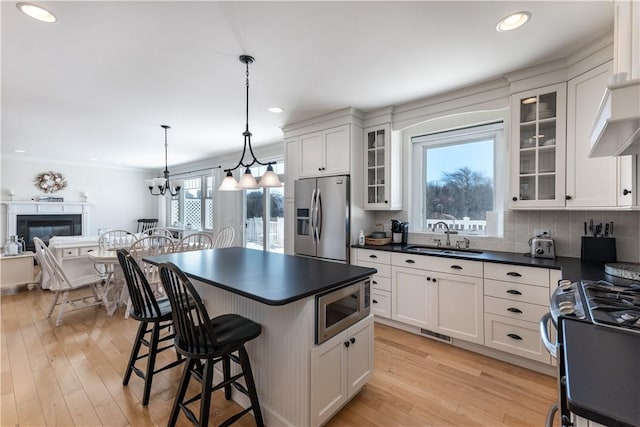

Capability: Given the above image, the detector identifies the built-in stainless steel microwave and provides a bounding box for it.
[315,279,370,344]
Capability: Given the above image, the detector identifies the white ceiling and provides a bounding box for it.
[2,1,613,171]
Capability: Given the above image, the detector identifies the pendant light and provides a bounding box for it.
[146,125,182,196]
[219,55,283,191]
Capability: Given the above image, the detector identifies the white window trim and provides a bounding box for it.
[410,121,505,237]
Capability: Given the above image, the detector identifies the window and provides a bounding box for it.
[170,174,214,230]
[243,162,285,253]
[411,122,503,236]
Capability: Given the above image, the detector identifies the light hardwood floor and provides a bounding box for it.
[1,288,557,426]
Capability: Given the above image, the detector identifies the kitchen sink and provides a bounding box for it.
[405,245,483,256]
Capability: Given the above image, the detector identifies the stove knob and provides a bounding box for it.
[559,306,576,315]
[558,280,572,291]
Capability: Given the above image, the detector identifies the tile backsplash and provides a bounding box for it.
[375,210,640,262]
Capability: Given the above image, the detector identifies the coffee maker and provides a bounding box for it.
[391,220,409,244]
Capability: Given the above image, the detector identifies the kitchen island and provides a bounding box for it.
[145,247,376,427]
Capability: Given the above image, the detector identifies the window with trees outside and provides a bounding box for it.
[411,122,503,236]
[244,162,285,253]
[170,175,214,230]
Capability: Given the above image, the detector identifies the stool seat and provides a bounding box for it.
[160,262,264,427]
[179,314,261,357]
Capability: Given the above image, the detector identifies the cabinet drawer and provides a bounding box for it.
[357,260,390,278]
[427,256,482,277]
[484,263,550,287]
[357,249,391,264]
[484,279,550,306]
[371,276,391,292]
[391,252,482,277]
[79,246,99,256]
[484,313,550,364]
[371,289,391,318]
[484,296,548,324]
[61,248,79,258]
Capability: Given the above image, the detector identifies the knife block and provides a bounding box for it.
[581,237,617,263]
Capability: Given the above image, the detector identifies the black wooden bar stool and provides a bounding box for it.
[117,249,184,406]
[159,262,264,427]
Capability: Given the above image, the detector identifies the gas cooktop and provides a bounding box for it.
[551,279,640,334]
[582,281,640,333]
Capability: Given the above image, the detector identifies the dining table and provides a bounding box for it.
[86,248,126,316]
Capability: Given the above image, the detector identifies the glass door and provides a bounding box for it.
[365,127,387,206]
[243,163,285,253]
[511,83,566,208]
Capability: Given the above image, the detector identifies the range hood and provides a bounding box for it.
[589,78,640,157]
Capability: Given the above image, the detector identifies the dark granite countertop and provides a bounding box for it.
[562,317,640,427]
[353,243,631,284]
[145,247,377,306]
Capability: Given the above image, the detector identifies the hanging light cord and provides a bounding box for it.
[148,124,181,196]
[224,55,274,174]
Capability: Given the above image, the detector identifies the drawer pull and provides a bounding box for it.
[506,289,522,295]
[372,281,378,285]
[369,254,378,259]
[507,333,523,341]
[405,259,415,264]
[506,272,522,277]
[507,307,523,314]
[372,299,378,304]
[450,265,463,270]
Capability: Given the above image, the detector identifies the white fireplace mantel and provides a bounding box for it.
[2,201,91,237]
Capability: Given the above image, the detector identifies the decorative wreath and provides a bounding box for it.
[35,171,67,193]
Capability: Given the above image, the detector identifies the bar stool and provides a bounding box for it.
[116,249,184,406]
[159,262,264,427]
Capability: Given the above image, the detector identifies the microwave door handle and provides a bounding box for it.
[316,189,322,240]
[310,188,317,242]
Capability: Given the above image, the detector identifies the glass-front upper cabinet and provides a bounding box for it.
[364,124,402,210]
[510,83,567,208]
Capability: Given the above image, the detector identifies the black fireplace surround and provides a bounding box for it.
[17,214,82,252]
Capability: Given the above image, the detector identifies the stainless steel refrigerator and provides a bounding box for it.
[294,175,350,263]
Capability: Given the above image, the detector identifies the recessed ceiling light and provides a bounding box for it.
[268,106,284,113]
[496,11,530,32]
[89,157,97,161]
[16,2,57,23]
[14,149,26,153]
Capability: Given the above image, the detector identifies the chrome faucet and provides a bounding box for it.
[432,221,454,247]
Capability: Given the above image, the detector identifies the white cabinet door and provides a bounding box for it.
[346,314,373,396]
[299,125,350,177]
[324,125,350,175]
[510,83,567,208]
[566,61,634,207]
[310,329,348,427]
[433,271,484,344]
[310,315,373,427]
[299,131,324,177]
[392,266,434,329]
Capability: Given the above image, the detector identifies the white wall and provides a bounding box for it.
[1,156,156,240]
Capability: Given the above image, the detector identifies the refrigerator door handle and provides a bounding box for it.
[316,189,323,240]
[310,188,317,242]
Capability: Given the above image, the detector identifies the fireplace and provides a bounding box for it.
[17,214,82,251]
[3,202,90,252]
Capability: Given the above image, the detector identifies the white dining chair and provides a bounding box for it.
[177,232,213,252]
[144,227,176,240]
[213,227,235,248]
[33,237,106,326]
[98,229,136,249]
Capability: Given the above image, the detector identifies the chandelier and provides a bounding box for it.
[146,125,182,196]
[219,55,282,191]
